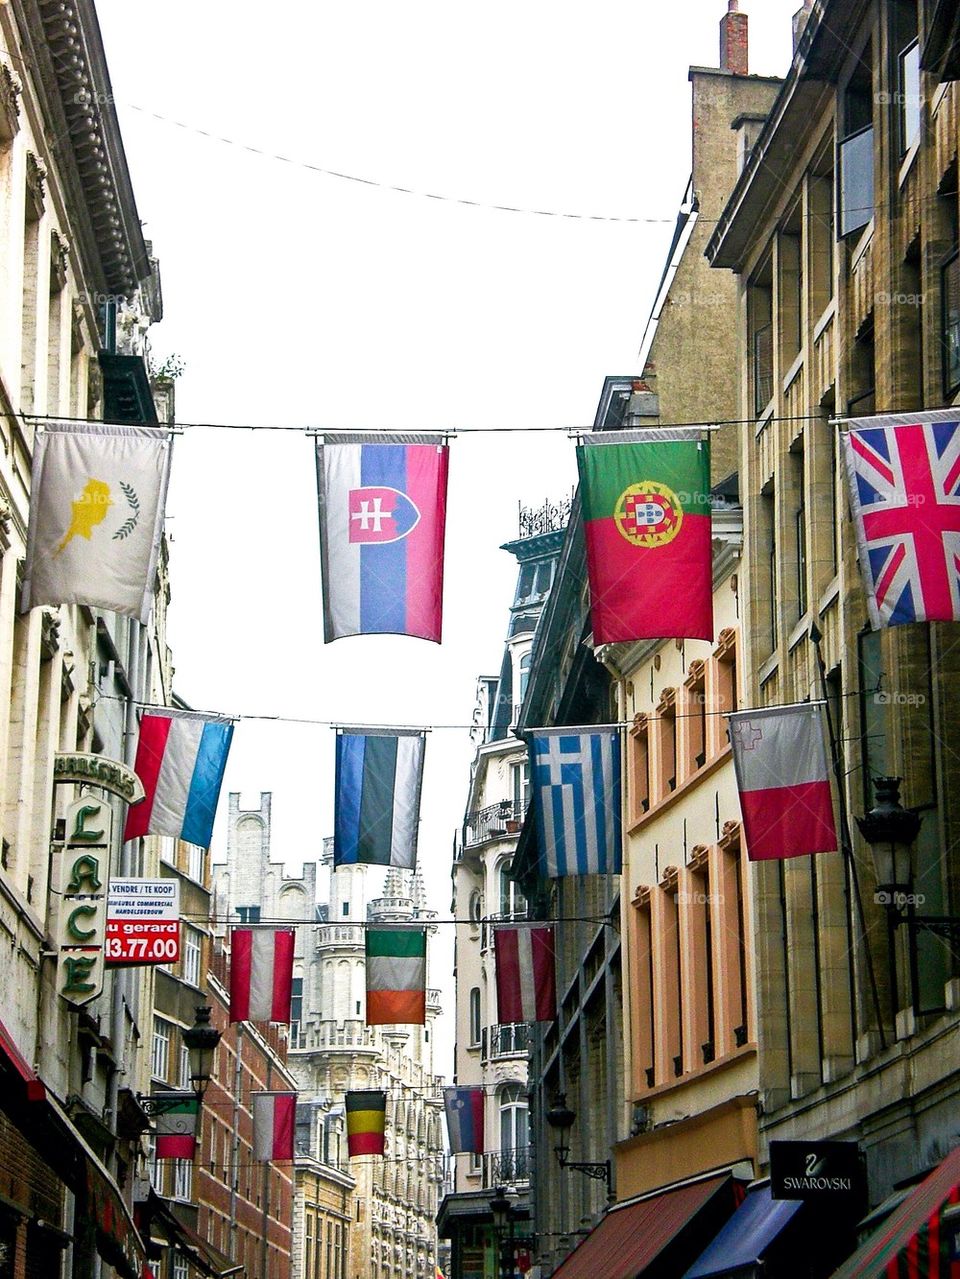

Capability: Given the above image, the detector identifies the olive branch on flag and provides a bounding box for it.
[112,482,140,540]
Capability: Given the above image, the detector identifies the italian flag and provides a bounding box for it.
[155,1094,198,1159]
[365,926,427,1024]
[577,433,713,643]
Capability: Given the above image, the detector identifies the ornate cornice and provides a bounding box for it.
[0,61,22,145]
[25,151,46,222]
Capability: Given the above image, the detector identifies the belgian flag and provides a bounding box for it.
[577,432,713,643]
[346,1090,387,1157]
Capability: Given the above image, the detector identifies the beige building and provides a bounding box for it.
[706,0,960,1266]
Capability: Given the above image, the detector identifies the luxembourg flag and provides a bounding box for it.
[316,434,449,643]
[729,702,837,861]
[124,708,234,848]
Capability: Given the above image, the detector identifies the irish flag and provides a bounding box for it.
[577,431,713,643]
[729,703,837,861]
[346,1090,386,1156]
[365,926,426,1024]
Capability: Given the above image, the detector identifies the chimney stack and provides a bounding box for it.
[720,1,749,76]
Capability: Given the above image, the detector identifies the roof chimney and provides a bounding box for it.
[720,1,749,76]
[792,0,814,53]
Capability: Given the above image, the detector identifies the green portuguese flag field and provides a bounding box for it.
[577,434,713,643]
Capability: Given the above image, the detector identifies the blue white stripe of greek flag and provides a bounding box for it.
[531,730,622,876]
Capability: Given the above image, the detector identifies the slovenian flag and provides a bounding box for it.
[346,1090,386,1157]
[229,928,295,1023]
[443,1086,484,1154]
[316,434,449,643]
[334,729,425,869]
[252,1092,296,1162]
[124,708,234,848]
[729,703,837,861]
[494,924,556,1023]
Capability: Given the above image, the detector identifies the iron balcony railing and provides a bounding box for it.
[488,1022,531,1059]
[463,801,523,848]
[484,1146,530,1185]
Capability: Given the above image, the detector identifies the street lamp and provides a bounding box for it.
[489,1186,512,1279]
[856,776,921,903]
[140,1006,222,1115]
[545,1093,611,1187]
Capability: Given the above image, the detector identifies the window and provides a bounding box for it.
[748,253,773,416]
[895,3,921,156]
[151,1019,171,1082]
[183,926,202,987]
[838,43,874,237]
[173,1257,189,1279]
[657,691,677,795]
[943,249,960,396]
[295,1104,312,1156]
[178,1043,190,1090]
[794,448,808,618]
[187,842,205,884]
[342,901,349,916]
[510,760,530,820]
[684,665,707,775]
[291,977,303,1047]
[498,1085,529,1171]
[518,651,531,705]
[469,988,481,1046]
[779,203,803,369]
[173,1158,193,1201]
[498,861,526,918]
[236,906,261,924]
[630,715,650,819]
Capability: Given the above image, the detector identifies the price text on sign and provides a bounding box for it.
[105,920,180,965]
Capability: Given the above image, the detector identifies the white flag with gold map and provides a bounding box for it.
[21,421,173,622]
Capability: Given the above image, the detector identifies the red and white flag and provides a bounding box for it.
[729,703,837,861]
[253,1092,296,1162]
[229,928,295,1023]
[494,924,556,1023]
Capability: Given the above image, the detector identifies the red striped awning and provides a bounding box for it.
[831,1147,960,1278]
[551,1174,742,1279]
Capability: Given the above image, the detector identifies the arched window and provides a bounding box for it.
[518,651,532,704]
[498,1084,529,1171]
[499,861,527,919]
[469,988,481,1046]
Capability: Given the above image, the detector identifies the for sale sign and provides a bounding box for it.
[105,879,180,966]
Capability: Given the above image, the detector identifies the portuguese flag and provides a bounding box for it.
[577,433,713,643]
[346,1090,387,1157]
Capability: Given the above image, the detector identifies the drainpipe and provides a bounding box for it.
[229,1024,244,1264]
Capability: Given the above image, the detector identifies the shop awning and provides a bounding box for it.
[150,1194,242,1278]
[551,1174,743,1279]
[683,1183,802,1277]
[0,1016,45,1100]
[830,1147,960,1278]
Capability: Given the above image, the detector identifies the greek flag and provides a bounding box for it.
[531,728,622,876]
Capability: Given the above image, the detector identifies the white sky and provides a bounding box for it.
[95,0,801,1074]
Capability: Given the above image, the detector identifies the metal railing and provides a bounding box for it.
[484,1147,530,1185]
[463,801,521,847]
[489,1023,531,1058]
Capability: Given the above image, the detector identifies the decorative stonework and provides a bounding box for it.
[50,230,70,292]
[25,152,47,223]
[0,62,22,145]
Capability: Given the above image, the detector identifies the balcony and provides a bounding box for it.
[489,1023,531,1059]
[463,801,522,848]
[306,1021,378,1052]
[315,923,364,950]
[483,1146,530,1186]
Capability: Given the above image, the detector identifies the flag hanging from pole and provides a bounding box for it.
[841,411,960,627]
[316,434,449,642]
[443,1087,484,1154]
[365,926,427,1024]
[531,728,622,876]
[154,1093,198,1159]
[252,1092,296,1161]
[577,430,713,643]
[494,924,556,1022]
[334,729,425,869]
[229,928,295,1023]
[124,708,234,848]
[346,1091,386,1157]
[21,421,173,622]
[729,703,837,861]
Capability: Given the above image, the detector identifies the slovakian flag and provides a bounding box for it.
[841,411,960,627]
[577,430,713,643]
[365,926,427,1024]
[252,1092,296,1162]
[531,728,622,876]
[229,928,295,1023]
[494,924,556,1023]
[729,703,837,861]
[124,708,234,849]
[316,434,449,643]
[346,1090,386,1157]
[443,1086,484,1154]
[154,1093,198,1159]
[21,421,173,623]
[334,729,425,869]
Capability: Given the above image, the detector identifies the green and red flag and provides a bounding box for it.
[577,431,713,642]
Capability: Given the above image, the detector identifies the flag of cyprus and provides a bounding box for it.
[21,421,173,622]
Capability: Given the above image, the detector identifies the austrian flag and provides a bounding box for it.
[841,411,960,626]
[229,928,295,1023]
[252,1092,296,1162]
[316,435,449,643]
[729,703,837,862]
[494,924,556,1023]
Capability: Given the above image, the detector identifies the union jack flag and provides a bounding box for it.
[842,411,960,627]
